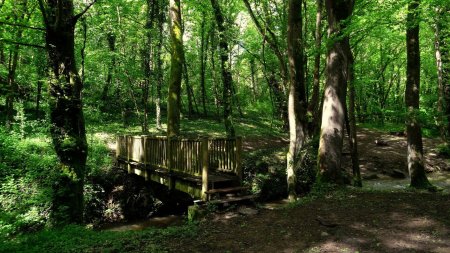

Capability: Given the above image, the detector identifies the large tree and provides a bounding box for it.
[38,0,95,224]
[286,0,307,200]
[317,0,354,184]
[405,0,433,189]
[167,0,183,137]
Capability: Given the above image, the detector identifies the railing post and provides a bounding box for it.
[116,136,120,160]
[236,137,243,184]
[167,136,174,190]
[127,135,132,174]
[201,137,209,201]
[142,136,148,181]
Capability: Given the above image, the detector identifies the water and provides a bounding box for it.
[101,215,184,232]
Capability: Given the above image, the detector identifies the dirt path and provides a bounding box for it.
[342,128,450,179]
[163,191,450,253]
[157,129,450,253]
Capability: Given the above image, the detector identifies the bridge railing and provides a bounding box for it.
[116,135,242,180]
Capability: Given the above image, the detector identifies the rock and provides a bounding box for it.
[389,169,407,179]
[363,173,379,180]
[238,207,259,216]
[188,205,206,222]
[321,231,329,237]
[375,139,388,146]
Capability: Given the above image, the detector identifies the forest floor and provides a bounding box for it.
[159,128,450,253]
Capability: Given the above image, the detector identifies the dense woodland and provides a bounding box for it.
[0,0,449,252]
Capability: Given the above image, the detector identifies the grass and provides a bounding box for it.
[0,223,198,253]
[86,114,285,139]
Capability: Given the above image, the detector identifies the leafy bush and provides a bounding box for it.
[0,127,57,238]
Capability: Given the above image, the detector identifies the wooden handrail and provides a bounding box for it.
[116,135,242,181]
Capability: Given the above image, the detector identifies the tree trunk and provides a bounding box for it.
[405,0,432,189]
[211,0,235,137]
[5,0,26,129]
[142,0,156,133]
[167,0,183,137]
[434,6,449,141]
[287,0,307,200]
[250,57,257,101]
[210,28,221,119]
[183,60,196,117]
[38,0,89,224]
[200,12,208,116]
[347,52,362,187]
[101,31,116,105]
[307,0,323,136]
[155,0,165,129]
[317,0,354,184]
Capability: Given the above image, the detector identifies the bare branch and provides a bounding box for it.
[0,39,45,49]
[0,20,45,31]
[73,0,97,23]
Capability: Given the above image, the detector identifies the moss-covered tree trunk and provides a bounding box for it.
[38,0,90,224]
[286,0,307,200]
[211,0,235,137]
[167,0,183,137]
[317,0,354,184]
[405,0,432,189]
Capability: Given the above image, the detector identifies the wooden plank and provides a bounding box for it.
[209,194,257,205]
[204,186,249,195]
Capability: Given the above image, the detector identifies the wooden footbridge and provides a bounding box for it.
[116,135,255,203]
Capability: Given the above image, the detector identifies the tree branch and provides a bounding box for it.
[37,0,49,27]
[73,0,97,23]
[0,20,45,31]
[0,39,45,49]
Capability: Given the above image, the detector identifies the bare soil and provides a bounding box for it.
[159,128,450,253]
[163,191,450,253]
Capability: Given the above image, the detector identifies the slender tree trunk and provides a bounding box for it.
[211,0,235,137]
[155,0,165,129]
[434,19,444,138]
[434,6,449,140]
[167,0,183,137]
[101,32,116,104]
[250,57,257,101]
[200,11,208,116]
[183,60,195,117]
[80,18,87,85]
[210,28,221,119]
[317,0,354,184]
[5,0,26,129]
[38,0,90,224]
[308,0,323,136]
[142,0,156,133]
[405,0,432,189]
[347,53,362,187]
[287,0,307,200]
